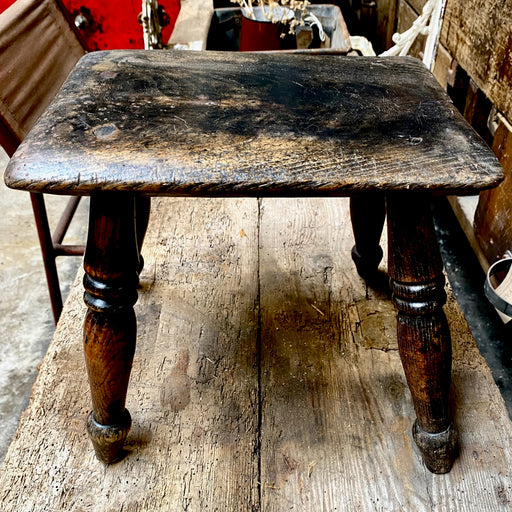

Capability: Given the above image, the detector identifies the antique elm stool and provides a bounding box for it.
[4,50,503,474]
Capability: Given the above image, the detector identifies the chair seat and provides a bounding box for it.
[5,50,502,197]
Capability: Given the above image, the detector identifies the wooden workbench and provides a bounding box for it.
[0,197,511,511]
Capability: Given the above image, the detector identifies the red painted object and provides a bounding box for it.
[59,0,180,50]
[0,0,16,14]
[239,14,284,52]
[0,0,180,50]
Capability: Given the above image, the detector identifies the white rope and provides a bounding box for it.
[422,0,446,69]
[379,0,446,69]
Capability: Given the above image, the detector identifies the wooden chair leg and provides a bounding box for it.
[387,192,458,474]
[350,194,387,288]
[30,192,85,324]
[83,192,139,464]
[30,192,63,324]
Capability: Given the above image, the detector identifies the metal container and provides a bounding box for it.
[206,5,351,53]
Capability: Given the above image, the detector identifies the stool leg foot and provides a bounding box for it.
[83,193,139,464]
[86,410,132,464]
[412,421,458,474]
[387,192,458,474]
[350,194,387,289]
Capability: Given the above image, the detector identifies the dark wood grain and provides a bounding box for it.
[387,192,457,473]
[4,50,503,196]
[440,0,512,122]
[83,192,139,463]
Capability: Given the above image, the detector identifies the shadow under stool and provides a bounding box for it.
[4,50,503,474]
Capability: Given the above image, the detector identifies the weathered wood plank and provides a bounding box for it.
[463,79,493,142]
[5,51,503,196]
[475,117,512,265]
[440,0,512,122]
[1,197,512,510]
[372,0,398,52]
[0,197,260,511]
[259,197,512,511]
[433,42,452,88]
[407,0,427,15]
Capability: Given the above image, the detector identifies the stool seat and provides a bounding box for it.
[4,50,504,475]
[5,51,502,196]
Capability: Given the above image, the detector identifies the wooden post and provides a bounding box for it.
[83,192,139,463]
[387,192,458,473]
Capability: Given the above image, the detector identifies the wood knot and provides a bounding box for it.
[93,124,120,140]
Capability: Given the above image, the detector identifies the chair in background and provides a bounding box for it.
[0,0,86,323]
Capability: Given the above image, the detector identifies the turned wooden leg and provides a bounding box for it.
[135,196,151,273]
[83,192,139,463]
[387,192,458,474]
[350,194,386,287]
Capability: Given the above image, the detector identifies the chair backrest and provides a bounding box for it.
[0,0,85,156]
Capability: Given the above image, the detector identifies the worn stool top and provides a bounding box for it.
[4,50,503,196]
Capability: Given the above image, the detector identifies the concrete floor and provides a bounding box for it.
[0,147,88,462]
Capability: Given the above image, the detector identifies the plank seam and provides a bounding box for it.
[256,197,263,510]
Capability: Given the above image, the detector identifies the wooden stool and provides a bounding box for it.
[4,50,503,474]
